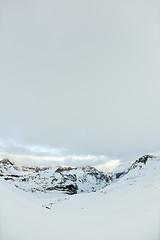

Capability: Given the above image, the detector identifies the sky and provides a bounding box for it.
[0,0,160,167]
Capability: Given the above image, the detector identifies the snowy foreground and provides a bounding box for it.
[0,155,160,240]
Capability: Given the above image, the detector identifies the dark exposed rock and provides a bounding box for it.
[4,177,14,181]
[46,184,78,195]
[55,167,76,173]
[21,178,27,182]
[136,155,154,164]
[81,166,111,182]
[9,174,20,178]
[21,166,50,173]
[51,177,58,184]
[59,174,77,183]
[46,187,55,191]
[115,172,125,179]
[128,155,155,171]
[0,159,14,166]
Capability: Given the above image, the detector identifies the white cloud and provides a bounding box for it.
[96,160,121,173]
[0,139,120,171]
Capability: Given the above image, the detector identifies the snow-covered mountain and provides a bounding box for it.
[0,154,160,240]
[0,159,112,195]
[0,154,158,197]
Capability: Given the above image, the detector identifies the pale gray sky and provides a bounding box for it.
[0,0,160,165]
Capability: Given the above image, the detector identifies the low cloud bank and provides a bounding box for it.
[0,139,120,172]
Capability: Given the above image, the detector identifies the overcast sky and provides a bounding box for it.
[0,0,160,166]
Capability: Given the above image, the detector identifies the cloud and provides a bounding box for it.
[96,160,121,173]
[0,139,120,172]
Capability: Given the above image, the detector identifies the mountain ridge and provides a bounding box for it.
[0,154,157,196]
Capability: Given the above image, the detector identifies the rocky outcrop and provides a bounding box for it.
[0,159,111,195]
[46,184,78,195]
[128,155,155,172]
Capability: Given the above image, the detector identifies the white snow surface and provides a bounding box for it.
[0,156,160,240]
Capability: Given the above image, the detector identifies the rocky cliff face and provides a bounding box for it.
[0,159,111,195]
[127,155,155,172]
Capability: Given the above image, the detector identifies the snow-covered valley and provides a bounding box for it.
[0,155,160,240]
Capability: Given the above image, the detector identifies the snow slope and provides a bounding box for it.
[0,155,160,240]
